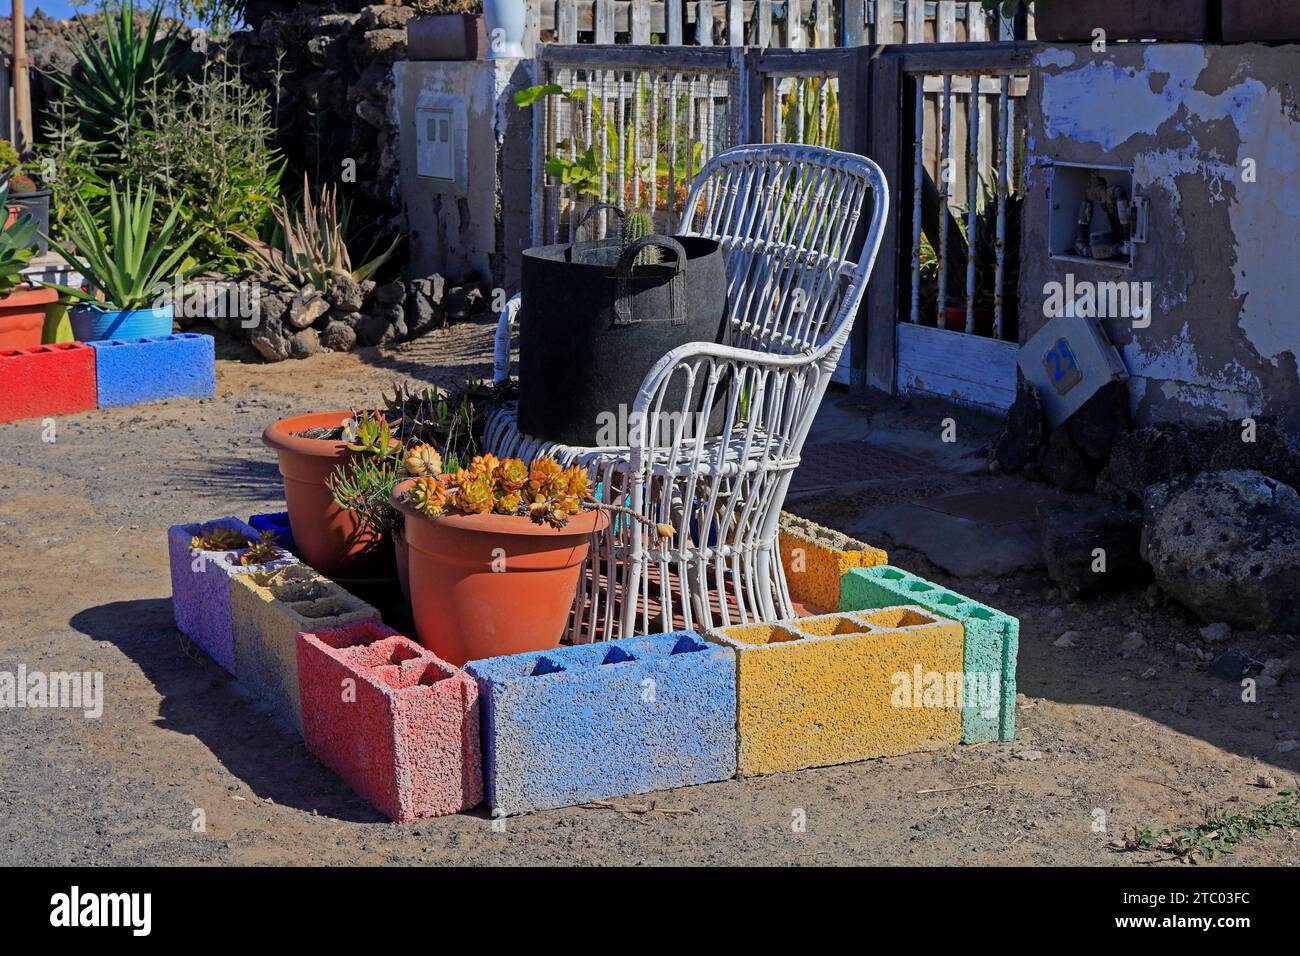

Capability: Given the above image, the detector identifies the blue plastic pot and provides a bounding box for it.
[69,304,174,342]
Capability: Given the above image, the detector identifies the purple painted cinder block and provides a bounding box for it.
[168,516,296,674]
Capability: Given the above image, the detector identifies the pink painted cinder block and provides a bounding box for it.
[297,622,483,822]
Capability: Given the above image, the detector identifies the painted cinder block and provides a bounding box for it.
[840,565,1019,744]
[249,511,296,555]
[0,342,97,423]
[230,564,380,733]
[778,512,888,612]
[167,517,297,674]
[298,622,483,821]
[709,608,964,776]
[466,632,736,816]
[88,333,216,409]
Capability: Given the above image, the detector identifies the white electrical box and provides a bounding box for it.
[1047,161,1144,269]
[417,107,455,181]
[1018,312,1130,428]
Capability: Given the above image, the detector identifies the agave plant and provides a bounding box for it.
[49,1,179,152]
[232,175,401,292]
[0,178,39,296]
[41,182,204,311]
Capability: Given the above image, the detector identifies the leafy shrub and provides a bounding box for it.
[121,66,285,269]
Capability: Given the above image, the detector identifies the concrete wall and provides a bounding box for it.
[393,58,534,292]
[1021,43,1300,434]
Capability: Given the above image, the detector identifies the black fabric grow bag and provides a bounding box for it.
[518,233,729,448]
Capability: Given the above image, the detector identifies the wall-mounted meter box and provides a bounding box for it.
[416,94,467,187]
[1047,161,1148,270]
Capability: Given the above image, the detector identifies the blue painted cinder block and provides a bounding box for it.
[88,333,216,408]
[249,512,296,555]
[466,632,737,816]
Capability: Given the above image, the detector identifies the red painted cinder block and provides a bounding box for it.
[0,343,97,423]
[297,621,483,822]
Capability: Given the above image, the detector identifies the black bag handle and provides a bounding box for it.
[614,236,687,327]
[574,202,626,240]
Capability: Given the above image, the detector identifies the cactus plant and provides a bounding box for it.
[621,210,662,266]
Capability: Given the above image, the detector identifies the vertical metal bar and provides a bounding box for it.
[667,71,678,227]
[905,0,924,43]
[667,0,683,45]
[632,72,643,210]
[994,73,1011,340]
[842,0,865,46]
[937,0,956,42]
[909,75,924,325]
[557,0,577,43]
[965,72,980,335]
[649,71,660,214]
[617,71,627,212]
[757,0,773,47]
[632,0,651,43]
[937,72,952,328]
[873,0,894,44]
[599,70,610,211]
[728,0,744,45]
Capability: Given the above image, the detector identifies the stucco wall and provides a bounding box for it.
[1022,43,1300,433]
[393,58,534,292]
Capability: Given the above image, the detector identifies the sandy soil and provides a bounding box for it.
[1,321,1297,866]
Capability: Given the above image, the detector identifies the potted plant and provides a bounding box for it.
[42,182,202,341]
[407,0,489,61]
[0,179,55,350]
[1,140,52,256]
[997,1,1211,42]
[391,454,636,665]
[1222,1,1300,41]
[265,383,489,583]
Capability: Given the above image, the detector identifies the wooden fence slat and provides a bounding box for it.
[632,0,652,43]
[666,0,683,44]
[728,0,745,45]
[842,0,865,46]
[815,0,832,48]
[697,0,714,45]
[937,1,957,42]
[967,2,987,41]
[557,0,578,43]
[872,0,894,44]
[905,0,925,43]
[757,0,773,47]
[788,0,805,49]
[595,0,615,44]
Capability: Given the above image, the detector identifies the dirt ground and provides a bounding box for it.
[1,320,1297,866]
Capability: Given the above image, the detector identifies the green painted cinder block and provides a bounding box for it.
[839,566,1018,744]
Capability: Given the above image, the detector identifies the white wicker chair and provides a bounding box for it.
[487,144,889,642]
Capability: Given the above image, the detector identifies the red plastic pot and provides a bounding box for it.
[262,410,396,580]
[0,286,59,350]
[392,479,609,666]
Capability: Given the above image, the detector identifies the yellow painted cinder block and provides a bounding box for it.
[778,512,888,612]
[708,606,964,776]
[230,564,380,734]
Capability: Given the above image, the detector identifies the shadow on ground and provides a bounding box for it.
[69,598,388,823]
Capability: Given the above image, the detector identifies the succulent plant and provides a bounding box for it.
[402,444,443,477]
[344,411,394,457]
[190,525,248,551]
[239,530,282,566]
[407,476,448,518]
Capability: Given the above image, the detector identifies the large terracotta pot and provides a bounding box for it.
[392,479,609,665]
[262,410,396,580]
[1036,0,1209,41]
[0,286,59,350]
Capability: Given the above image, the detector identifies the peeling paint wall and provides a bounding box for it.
[1022,43,1300,433]
[394,59,533,291]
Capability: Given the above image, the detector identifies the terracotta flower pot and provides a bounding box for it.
[0,286,59,350]
[392,479,610,665]
[1036,0,1209,42]
[262,410,396,580]
[393,523,411,606]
